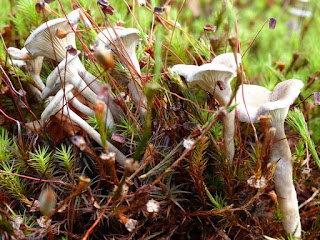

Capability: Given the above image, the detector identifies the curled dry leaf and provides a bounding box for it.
[37,216,51,228]
[111,133,126,143]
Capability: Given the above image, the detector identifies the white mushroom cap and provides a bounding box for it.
[96,27,141,74]
[24,10,80,62]
[172,63,236,105]
[236,80,304,123]
[66,8,92,28]
[96,27,141,50]
[211,53,242,72]
[236,84,271,123]
[7,47,31,60]
[170,64,199,80]
[8,48,45,91]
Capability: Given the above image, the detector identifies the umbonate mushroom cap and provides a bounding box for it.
[211,53,242,72]
[172,63,236,105]
[236,79,304,123]
[24,10,80,62]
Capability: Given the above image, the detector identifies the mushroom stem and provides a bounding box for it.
[66,91,95,117]
[77,67,103,93]
[61,107,127,166]
[270,121,301,238]
[222,109,235,163]
[77,68,125,123]
[129,80,147,117]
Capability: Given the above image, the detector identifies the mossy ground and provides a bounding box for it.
[0,0,319,239]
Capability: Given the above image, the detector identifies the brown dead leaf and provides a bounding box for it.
[45,113,82,143]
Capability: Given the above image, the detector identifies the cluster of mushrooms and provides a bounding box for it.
[8,8,147,166]
[8,7,304,239]
[172,55,303,237]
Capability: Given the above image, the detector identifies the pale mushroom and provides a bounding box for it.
[172,53,241,163]
[9,53,45,90]
[41,84,127,166]
[211,52,241,72]
[7,9,92,98]
[8,47,45,100]
[24,9,88,62]
[236,79,304,238]
[42,51,114,128]
[95,27,147,117]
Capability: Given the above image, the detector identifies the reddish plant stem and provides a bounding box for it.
[82,197,113,240]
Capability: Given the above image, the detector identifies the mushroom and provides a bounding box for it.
[9,52,45,90]
[42,51,114,128]
[172,53,241,163]
[235,79,304,238]
[23,8,89,62]
[42,84,127,166]
[7,9,95,97]
[8,47,45,100]
[95,27,147,117]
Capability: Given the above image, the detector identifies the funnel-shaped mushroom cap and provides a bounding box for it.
[96,27,141,50]
[236,85,271,123]
[236,79,304,123]
[172,63,235,105]
[211,53,242,72]
[24,10,81,62]
[96,27,141,74]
